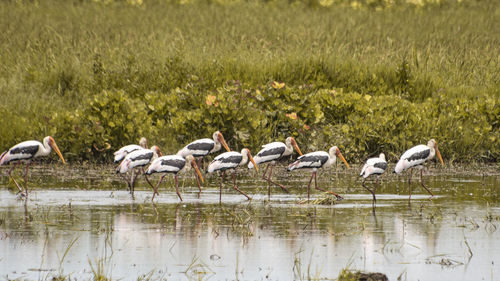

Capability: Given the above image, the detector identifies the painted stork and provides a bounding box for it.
[177,131,231,188]
[394,139,444,202]
[360,153,387,204]
[207,148,258,202]
[177,131,230,158]
[146,155,204,201]
[248,137,303,199]
[116,145,161,196]
[287,146,349,201]
[0,136,65,197]
[113,137,148,163]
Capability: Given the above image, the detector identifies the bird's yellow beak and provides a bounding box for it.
[248,151,259,173]
[291,138,303,156]
[50,138,66,164]
[191,159,204,184]
[218,133,231,152]
[436,145,444,167]
[336,148,349,169]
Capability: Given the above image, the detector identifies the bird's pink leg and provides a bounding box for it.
[314,172,343,200]
[175,174,183,201]
[129,169,135,194]
[130,169,141,197]
[141,167,157,195]
[362,178,376,204]
[265,163,289,200]
[408,170,413,204]
[118,173,132,193]
[197,157,203,171]
[8,163,24,195]
[306,172,314,202]
[232,170,251,200]
[261,164,269,180]
[265,164,271,199]
[152,174,167,201]
[420,169,434,197]
[130,170,135,195]
[23,162,30,197]
[219,171,225,204]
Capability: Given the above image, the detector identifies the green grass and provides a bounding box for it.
[0,0,498,162]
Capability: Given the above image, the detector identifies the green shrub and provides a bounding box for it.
[53,90,155,161]
[47,84,499,162]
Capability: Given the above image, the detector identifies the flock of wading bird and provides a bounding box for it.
[0,131,444,204]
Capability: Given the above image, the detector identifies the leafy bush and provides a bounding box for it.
[47,83,499,162]
[53,90,155,161]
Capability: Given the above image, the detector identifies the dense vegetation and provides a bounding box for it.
[0,0,498,162]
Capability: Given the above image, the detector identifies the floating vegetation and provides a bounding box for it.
[298,194,338,205]
[184,255,215,280]
[337,268,388,281]
[425,255,465,268]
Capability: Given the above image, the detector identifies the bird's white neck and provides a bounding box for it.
[181,162,191,173]
[213,141,221,153]
[240,150,249,166]
[40,137,52,156]
[326,149,337,168]
[428,146,436,160]
[283,142,294,157]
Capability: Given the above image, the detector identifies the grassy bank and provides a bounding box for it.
[0,0,498,162]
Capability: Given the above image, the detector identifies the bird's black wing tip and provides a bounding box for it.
[0,151,6,163]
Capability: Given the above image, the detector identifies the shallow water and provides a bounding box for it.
[0,164,499,280]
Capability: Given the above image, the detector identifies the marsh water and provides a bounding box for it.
[0,164,499,280]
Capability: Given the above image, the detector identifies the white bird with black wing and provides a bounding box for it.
[394,139,444,202]
[0,136,66,197]
[177,131,230,158]
[360,153,387,204]
[207,148,258,202]
[287,146,349,201]
[146,155,204,201]
[113,137,148,163]
[116,145,161,196]
[177,131,230,188]
[248,137,303,199]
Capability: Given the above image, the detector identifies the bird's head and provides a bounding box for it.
[214,131,230,152]
[150,145,162,157]
[330,146,349,169]
[139,137,148,149]
[46,136,66,164]
[428,139,444,167]
[286,137,303,156]
[187,155,204,184]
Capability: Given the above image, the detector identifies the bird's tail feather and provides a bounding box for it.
[0,151,7,165]
[359,164,367,177]
[394,160,404,174]
[116,159,130,174]
[287,160,299,171]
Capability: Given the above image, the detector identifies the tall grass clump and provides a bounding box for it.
[0,0,498,162]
